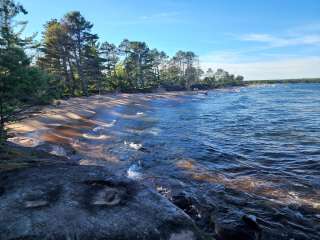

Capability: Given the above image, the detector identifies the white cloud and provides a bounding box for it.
[200,56,320,80]
[202,24,320,80]
[200,51,241,63]
[241,34,276,42]
[240,33,320,47]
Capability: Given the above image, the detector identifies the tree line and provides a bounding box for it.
[37,13,244,96]
[0,0,244,144]
[246,78,320,85]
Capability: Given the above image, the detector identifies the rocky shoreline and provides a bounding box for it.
[2,91,319,240]
[0,162,205,240]
[0,143,266,240]
[0,92,261,240]
[0,92,207,239]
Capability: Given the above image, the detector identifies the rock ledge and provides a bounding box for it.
[0,165,204,240]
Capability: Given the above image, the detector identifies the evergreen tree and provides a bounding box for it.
[37,20,74,96]
[0,0,29,143]
[83,41,105,94]
[62,11,98,96]
[0,0,55,145]
[100,41,119,90]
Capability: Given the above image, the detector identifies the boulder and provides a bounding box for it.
[0,165,204,240]
[212,210,261,240]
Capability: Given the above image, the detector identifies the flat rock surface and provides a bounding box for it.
[0,165,204,240]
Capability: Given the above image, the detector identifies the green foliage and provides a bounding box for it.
[37,20,72,95]
[202,69,244,89]
[0,0,57,144]
[37,11,244,94]
[0,2,246,145]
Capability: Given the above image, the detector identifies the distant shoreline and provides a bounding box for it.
[244,78,320,85]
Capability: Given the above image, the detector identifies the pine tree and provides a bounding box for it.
[38,20,74,96]
[0,0,54,145]
[62,11,98,96]
[0,0,29,144]
[83,41,105,94]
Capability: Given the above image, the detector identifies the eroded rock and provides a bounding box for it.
[0,165,204,240]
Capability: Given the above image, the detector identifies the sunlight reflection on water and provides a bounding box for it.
[8,85,320,238]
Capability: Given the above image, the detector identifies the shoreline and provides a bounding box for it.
[2,85,320,240]
[6,92,187,154]
[7,81,320,153]
[1,90,211,239]
[2,89,220,174]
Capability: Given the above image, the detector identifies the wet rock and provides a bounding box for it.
[84,180,128,206]
[215,223,256,240]
[212,211,261,240]
[171,192,201,220]
[0,165,204,240]
[170,191,217,235]
[172,192,194,211]
[242,214,261,232]
[91,187,122,206]
[169,230,198,240]
[0,186,5,196]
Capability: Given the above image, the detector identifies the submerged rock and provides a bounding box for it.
[0,165,204,240]
[212,210,261,240]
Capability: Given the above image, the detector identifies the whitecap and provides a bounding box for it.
[82,133,109,140]
[136,112,144,116]
[147,127,161,136]
[8,136,41,147]
[156,186,171,196]
[124,141,143,150]
[50,145,67,156]
[99,120,117,128]
[127,164,142,179]
[93,126,104,132]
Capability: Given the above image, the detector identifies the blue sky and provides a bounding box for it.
[19,0,320,80]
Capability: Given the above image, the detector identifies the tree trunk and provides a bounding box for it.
[76,34,88,96]
[67,58,76,96]
[138,54,144,88]
[62,56,72,96]
[0,95,6,145]
[0,72,7,144]
[73,50,87,96]
[77,61,88,96]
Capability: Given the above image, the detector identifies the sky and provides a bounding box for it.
[18,0,320,80]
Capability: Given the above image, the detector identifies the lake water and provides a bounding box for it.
[82,83,320,239]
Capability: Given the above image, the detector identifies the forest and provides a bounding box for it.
[0,0,244,144]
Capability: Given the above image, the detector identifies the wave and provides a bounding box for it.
[82,134,109,140]
[50,145,67,156]
[93,120,117,132]
[127,164,142,179]
[124,141,143,150]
